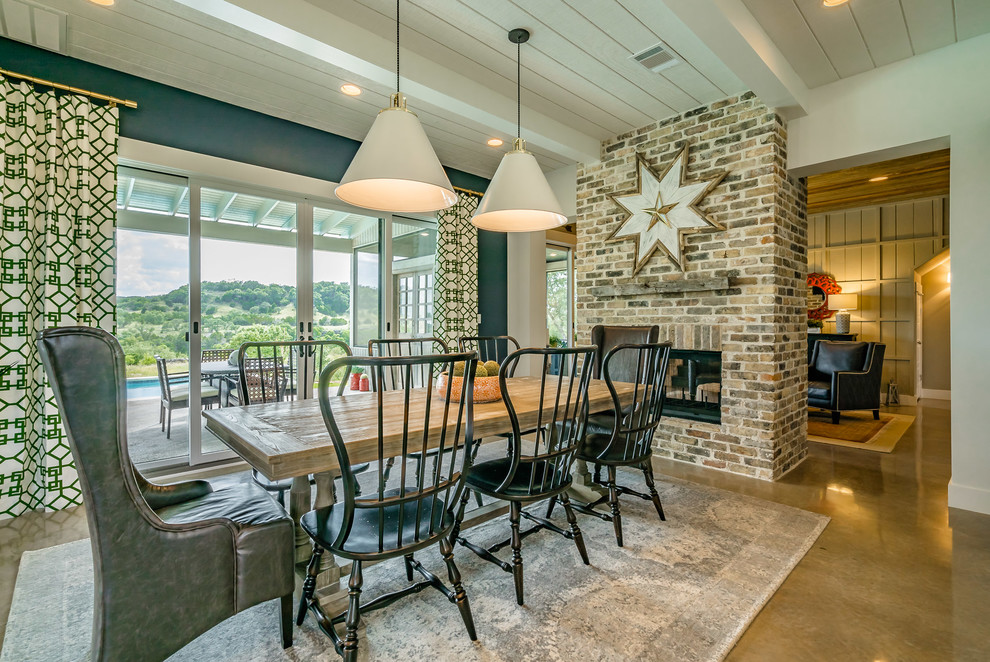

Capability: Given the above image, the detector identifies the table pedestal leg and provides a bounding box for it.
[289,476,313,565]
[568,459,608,503]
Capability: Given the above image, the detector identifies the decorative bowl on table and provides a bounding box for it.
[437,361,503,403]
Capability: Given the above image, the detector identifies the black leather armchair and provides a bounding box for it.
[37,327,295,662]
[808,340,886,423]
[590,324,660,381]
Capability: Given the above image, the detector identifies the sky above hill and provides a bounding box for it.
[117,229,351,297]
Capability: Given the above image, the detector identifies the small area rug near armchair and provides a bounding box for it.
[808,411,915,453]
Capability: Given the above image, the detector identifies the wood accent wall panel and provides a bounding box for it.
[808,195,949,397]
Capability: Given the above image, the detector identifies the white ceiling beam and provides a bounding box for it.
[122,176,136,208]
[171,0,600,164]
[253,199,279,225]
[316,211,350,235]
[214,192,237,220]
[279,211,297,229]
[348,216,379,241]
[169,187,188,215]
[660,0,810,118]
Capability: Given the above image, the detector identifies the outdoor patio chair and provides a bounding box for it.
[154,356,220,439]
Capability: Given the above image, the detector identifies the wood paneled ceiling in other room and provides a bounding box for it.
[806,149,950,214]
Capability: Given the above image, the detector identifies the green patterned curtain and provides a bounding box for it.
[0,77,118,519]
[433,191,481,348]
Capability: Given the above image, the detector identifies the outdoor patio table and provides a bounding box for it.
[202,376,635,600]
[200,360,240,378]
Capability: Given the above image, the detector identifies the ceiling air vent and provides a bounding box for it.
[0,0,67,54]
[632,43,679,73]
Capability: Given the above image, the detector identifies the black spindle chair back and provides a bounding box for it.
[236,340,354,507]
[457,335,521,376]
[496,346,596,498]
[318,352,477,557]
[237,340,351,404]
[368,337,449,390]
[297,353,481,657]
[597,342,672,465]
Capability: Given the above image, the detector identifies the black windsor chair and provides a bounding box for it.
[549,342,672,547]
[450,346,596,606]
[457,335,521,374]
[296,353,480,661]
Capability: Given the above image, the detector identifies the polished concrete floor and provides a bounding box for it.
[1,400,988,660]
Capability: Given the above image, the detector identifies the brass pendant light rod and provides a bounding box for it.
[0,66,137,108]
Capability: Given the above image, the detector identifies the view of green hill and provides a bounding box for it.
[118,280,350,371]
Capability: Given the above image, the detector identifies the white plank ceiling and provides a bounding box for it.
[3,0,745,178]
[742,0,990,89]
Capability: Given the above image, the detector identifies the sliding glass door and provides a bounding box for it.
[117,164,439,469]
[116,169,193,467]
[194,186,299,461]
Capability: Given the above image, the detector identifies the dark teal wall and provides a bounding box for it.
[0,37,507,335]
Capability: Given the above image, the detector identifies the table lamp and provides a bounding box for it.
[828,293,858,333]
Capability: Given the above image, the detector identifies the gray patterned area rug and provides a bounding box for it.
[1,475,827,662]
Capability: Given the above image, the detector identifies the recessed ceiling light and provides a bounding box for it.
[419,231,429,236]
[89,0,115,5]
[340,84,362,96]
[549,252,558,257]
[869,175,889,182]
[486,138,504,147]
[822,0,849,6]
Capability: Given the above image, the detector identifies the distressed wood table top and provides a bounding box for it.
[203,377,633,481]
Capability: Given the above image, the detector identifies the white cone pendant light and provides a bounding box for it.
[473,29,566,232]
[335,2,456,213]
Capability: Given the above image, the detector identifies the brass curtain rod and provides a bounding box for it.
[0,66,138,108]
[453,185,484,198]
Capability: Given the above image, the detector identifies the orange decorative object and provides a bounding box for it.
[807,272,842,320]
[436,374,502,404]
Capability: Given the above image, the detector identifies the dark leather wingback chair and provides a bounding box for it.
[590,325,660,381]
[37,327,295,662]
[808,340,886,423]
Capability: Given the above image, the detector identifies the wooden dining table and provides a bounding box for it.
[202,376,634,598]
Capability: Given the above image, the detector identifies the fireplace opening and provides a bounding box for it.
[664,349,722,424]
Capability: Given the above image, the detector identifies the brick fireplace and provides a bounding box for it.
[575,93,808,481]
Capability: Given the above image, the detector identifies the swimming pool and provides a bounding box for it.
[126,377,161,400]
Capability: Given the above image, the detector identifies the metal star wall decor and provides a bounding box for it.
[608,144,727,274]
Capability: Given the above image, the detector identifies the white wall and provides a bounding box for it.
[545,164,577,220]
[787,33,990,515]
[506,232,548,376]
